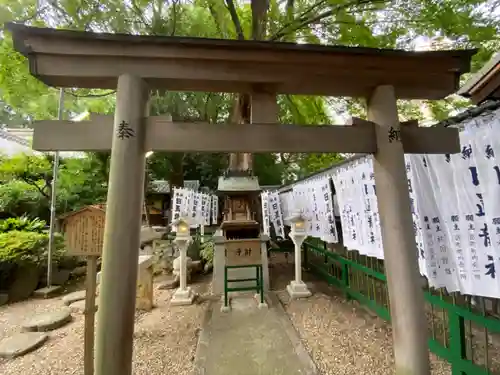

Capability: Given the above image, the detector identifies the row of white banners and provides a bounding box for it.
[171,187,218,229]
[275,109,500,298]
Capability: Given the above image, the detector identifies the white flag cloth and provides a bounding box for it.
[261,191,271,236]
[290,110,500,298]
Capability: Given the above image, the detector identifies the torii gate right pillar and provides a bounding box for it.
[368,85,430,375]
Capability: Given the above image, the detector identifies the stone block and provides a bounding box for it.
[33,285,62,299]
[8,265,39,303]
[286,280,312,299]
[170,287,195,306]
[41,269,71,286]
[136,256,154,311]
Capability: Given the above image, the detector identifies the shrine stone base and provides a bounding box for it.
[212,234,270,295]
[171,287,196,306]
[286,281,312,299]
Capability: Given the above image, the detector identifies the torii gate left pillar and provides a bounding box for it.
[95,74,149,375]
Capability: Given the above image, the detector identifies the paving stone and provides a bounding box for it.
[21,308,72,332]
[69,298,98,314]
[193,294,318,375]
[33,285,63,299]
[157,277,179,290]
[62,290,87,306]
[0,332,48,358]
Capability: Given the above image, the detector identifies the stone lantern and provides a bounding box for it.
[171,216,196,305]
[286,212,311,299]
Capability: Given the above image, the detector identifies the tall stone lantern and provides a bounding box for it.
[171,216,196,305]
[286,212,311,299]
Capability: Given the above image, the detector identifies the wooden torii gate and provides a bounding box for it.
[6,23,475,375]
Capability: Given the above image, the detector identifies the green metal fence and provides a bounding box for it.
[303,239,500,375]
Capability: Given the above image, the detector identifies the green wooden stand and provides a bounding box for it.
[223,264,264,309]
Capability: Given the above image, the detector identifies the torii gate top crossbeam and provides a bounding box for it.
[6,23,476,99]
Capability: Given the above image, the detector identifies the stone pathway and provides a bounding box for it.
[62,290,86,306]
[0,332,48,358]
[193,293,318,375]
[0,305,73,358]
[21,308,72,332]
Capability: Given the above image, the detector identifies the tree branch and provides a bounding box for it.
[64,89,116,98]
[270,0,388,41]
[225,0,245,40]
[21,177,50,199]
[272,0,327,38]
[170,0,180,36]
[208,4,225,37]
[286,0,295,22]
[129,0,152,31]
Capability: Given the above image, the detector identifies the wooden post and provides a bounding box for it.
[95,74,149,375]
[367,85,430,375]
[84,255,98,375]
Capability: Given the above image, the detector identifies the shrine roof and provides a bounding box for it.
[217,176,260,193]
[458,52,500,104]
[6,23,477,99]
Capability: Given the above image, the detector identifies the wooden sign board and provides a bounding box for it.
[225,239,262,266]
[61,206,105,256]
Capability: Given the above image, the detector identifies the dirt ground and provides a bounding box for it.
[0,255,469,375]
[0,274,211,375]
[269,253,452,375]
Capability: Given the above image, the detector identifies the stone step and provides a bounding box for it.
[21,308,72,332]
[62,290,87,306]
[69,298,98,314]
[0,332,48,358]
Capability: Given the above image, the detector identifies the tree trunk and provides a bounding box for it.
[169,153,185,189]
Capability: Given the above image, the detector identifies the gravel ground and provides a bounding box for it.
[0,275,210,375]
[270,257,452,375]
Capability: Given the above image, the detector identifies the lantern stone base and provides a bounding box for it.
[171,287,195,306]
[286,281,312,299]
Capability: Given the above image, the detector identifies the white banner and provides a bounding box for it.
[190,192,202,227]
[268,191,285,238]
[200,193,211,226]
[307,110,500,298]
[171,188,218,229]
[280,191,294,224]
[211,195,219,225]
[317,177,338,243]
[261,191,271,236]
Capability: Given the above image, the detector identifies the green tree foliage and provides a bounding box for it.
[0,216,46,233]
[0,180,47,219]
[0,0,499,183]
[0,154,53,199]
[0,153,108,219]
[0,231,65,275]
